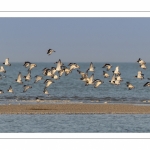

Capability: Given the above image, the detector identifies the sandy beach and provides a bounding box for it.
[0,103,150,114]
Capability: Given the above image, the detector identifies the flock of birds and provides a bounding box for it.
[0,49,150,100]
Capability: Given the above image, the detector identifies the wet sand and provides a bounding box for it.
[1,103,150,114]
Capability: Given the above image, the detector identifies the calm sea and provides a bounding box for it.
[0,62,150,132]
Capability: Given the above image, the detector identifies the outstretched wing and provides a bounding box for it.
[5,58,9,64]
[17,72,22,81]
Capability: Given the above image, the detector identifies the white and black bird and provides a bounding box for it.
[0,90,4,94]
[55,59,64,66]
[47,49,55,55]
[85,74,94,86]
[80,73,89,83]
[44,79,54,88]
[64,67,72,76]
[116,75,123,82]
[3,58,11,66]
[45,67,57,78]
[34,75,43,83]
[28,63,37,71]
[43,68,49,76]
[143,82,150,87]
[140,63,146,69]
[45,69,53,77]
[43,87,49,95]
[77,70,88,79]
[24,71,31,81]
[137,58,146,65]
[23,61,31,68]
[126,82,135,90]
[51,67,57,75]
[86,62,95,73]
[51,74,60,80]
[112,66,121,75]
[36,97,40,102]
[102,63,112,71]
[93,79,104,88]
[55,59,63,71]
[113,79,121,85]
[109,74,116,84]
[103,71,109,78]
[0,66,6,73]
[58,68,65,77]
[7,86,14,93]
[15,72,23,84]
[109,74,121,85]
[68,63,80,70]
[135,71,144,80]
[23,85,32,92]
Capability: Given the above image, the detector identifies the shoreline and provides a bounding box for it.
[1,103,150,114]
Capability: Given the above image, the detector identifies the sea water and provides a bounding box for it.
[0,114,150,133]
[0,62,150,132]
[0,62,150,104]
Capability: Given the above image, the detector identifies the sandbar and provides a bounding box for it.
[0,103,150,114]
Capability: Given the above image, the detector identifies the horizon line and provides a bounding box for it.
[0,61,146,63]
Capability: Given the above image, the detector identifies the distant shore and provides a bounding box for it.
[0,103,150,114]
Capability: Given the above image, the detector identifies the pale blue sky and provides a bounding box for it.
[0,18,150,63]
